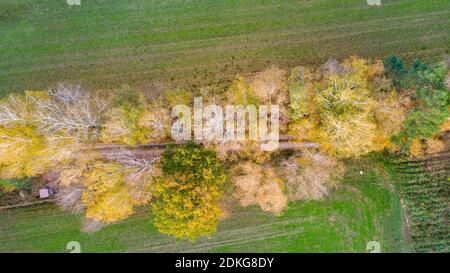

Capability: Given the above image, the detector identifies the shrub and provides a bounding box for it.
[164,88,192,107]
[384,57,449,153]
[0,177,30,192]
[392,87,449,151]
[226,75,259,106]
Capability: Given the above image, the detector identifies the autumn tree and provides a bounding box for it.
[371,91,408,151]
[151,143,226,240]
[100,86,150,146]
[138,99,171,142]
[54,148,159,222]
[251,66,289,132]
[227,75,259,106]
[282,151,343,201]
[289,57,406,157]
[32,84,108,140]
[0,124,45,178]
[0,92,36,126]
[0,87,106,179]
[231,161,287,215]
[250,66,287,104]
[102,149,160,205]
[81,160,153,223]
[0,119,76,179]
[316,57,380,156]
[288,66,314,120]
[203,71,285,162]
[101,86,172,146]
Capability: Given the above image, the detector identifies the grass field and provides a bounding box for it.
[0,158,403,253]
[0,0,447,253]
[0,0,449,96]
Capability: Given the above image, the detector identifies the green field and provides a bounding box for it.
[0,158,403,253]
[391,152,449,252]
[1,0,449,96]
[0,0,448,253]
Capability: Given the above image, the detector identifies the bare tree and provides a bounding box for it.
[282,151,343,201]
[139,102,171,142]
[321,59,346,76]
[31,83,109,140]
[0,94,29,126]
[102,149,160,179]
[102,149,160,204]
[232,162,287,215]
[55,186,85,214]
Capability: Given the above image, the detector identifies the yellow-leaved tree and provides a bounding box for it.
[315,57,379,157]
[152,143,226,240]
[0,91,79,179]
[289,57,406,157]
[82,161,150,223]
[100,87,150,146]
[0,124,45,178]
[56,149,158,222]
[102,87,172,146]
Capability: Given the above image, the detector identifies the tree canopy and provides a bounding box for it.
[152,143,226,240]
